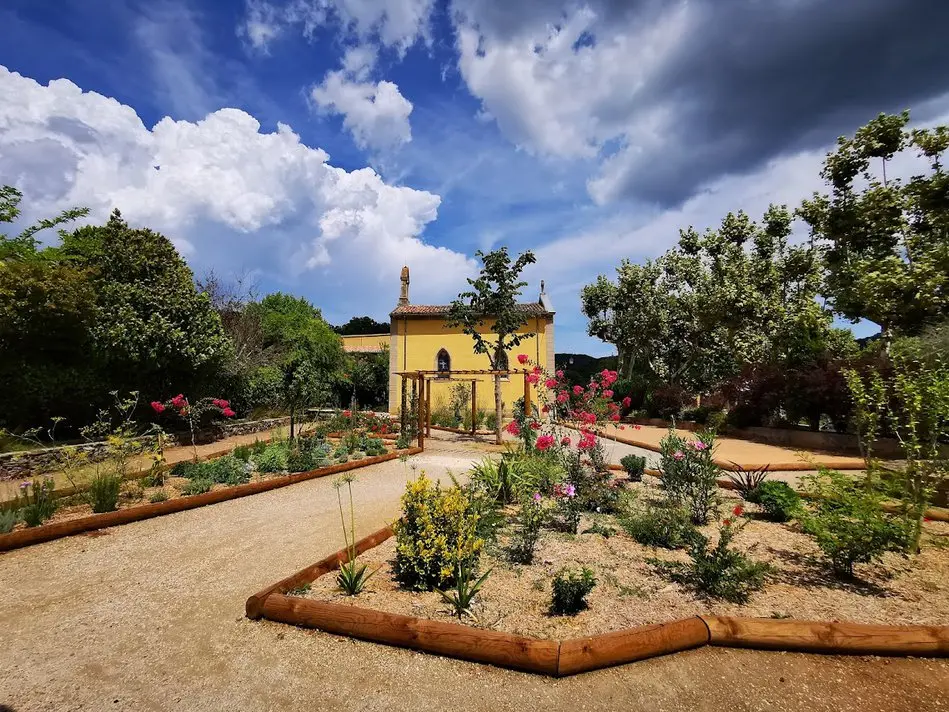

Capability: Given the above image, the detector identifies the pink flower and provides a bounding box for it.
[545,378,558,389]
[690,441,708,451]
[536,434,555,451]
[619,425,626,430]
[556,393,568,404]
[556,370,564,378]
[573,385,584,395]
[533,492,542,503]
[560,436,571,446]
[527,373,539,385]
[580,411,596,425]
[610,414,620,422]
[541,404,550,414]
[673,451,685,461]
[222,408,236,418]
[517,354,529,364]
[578,433,597,450]
[530,421,541,430]
[150,401,165,414]
[622,396,632,408]
[343,410,352,417]
[633,424,642,430]
[533,365,542,375]
[170,394,186,409]
[602,389,614,398]
[505,420,521,436]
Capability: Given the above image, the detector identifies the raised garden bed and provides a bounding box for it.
[0,446,421,552]
[247,477,949,676]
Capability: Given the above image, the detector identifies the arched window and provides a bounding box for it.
[436,348,451,377]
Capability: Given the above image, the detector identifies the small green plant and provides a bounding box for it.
[170,460,200,478]
[726,463,769,501]
[799,469,908,577]
[180,478,213,496]
[88,472,122,513]
[334,474,379,596]
[620,454,646,482]
[650,513,770,602]
[255,443,288,473]
[551,566,596,615]
[582,520,616,538]
[16,478,56,527]
[620,501,696,549]
[232,444,253,462]
[148,490,169,504]
[755,481,801,522]
[437,559,492,620]
[507,494,546,564]
[395,433,411,449]
[205,455,248,485]
[286,582,311,596]
[0,508,18,533]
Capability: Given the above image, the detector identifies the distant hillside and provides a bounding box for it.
[554,353,618,386]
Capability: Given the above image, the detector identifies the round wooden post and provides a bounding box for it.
[471,379,477,435]
[523,371,531,417]
[415,374,424,449]
[400,376,408,433]
[425,377,432,437]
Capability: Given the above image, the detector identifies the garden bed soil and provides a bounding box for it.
[303,482,949,639]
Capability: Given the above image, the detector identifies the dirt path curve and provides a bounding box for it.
[2,432,946,712]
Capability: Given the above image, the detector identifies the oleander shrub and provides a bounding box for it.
[507,494,547,564]
[620,500,696,549]
[755,481,801,522]
[620,454,646,482]
[393,473,483,591]
[551,566,596,615]
[88,472,122,513]
[659,430,719,525]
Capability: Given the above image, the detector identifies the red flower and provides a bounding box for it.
[530,421,541,430]
[527,373,539,385]
[619,425,626,430]
[573,385,584,395]
[505,420,521,436]
[536,434,555,451]
[622,396,632,408]
[556,370,564,378]
[342,410,352,417]
[556,392,568,403]
[545,378,558,389]
[150,401,165,414]
[541,405,550,413]
[723,518,732,527]
[170,394,186,409]
[610,414,620,422]
[733,505,744,517]
[602,389,614,398]
[517,354,529,364]
[222,407,236,418]
[560,436,571,446]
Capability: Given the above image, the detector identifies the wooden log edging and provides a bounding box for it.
[429,425,497,437]
[0,448,422,553]
[247,525,949,676]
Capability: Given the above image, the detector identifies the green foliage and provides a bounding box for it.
[393,473,483,591]
[755,481,801,522]
[652,521,770,602]
[507,495,546,564]
[659,430,720,525]
[800,469,908,577]
[726,464,769,500]
[551,566,596,615]
[620,454,646,481]
[16,477,56,527]
[255,443,289,473]
[180,478,213,496]
[88,472,122,513]
[148,490,169,504]
[334,316,389,335]
[287,437,332,472]
[620,500,696,549]
[205,455,249,485]
[232,444,253,462]
[437,560,493,621]
[334,474,378,596]
[0,508,18,533]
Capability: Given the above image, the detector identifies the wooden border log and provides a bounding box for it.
[245,525,394,619]
[703,615,949,657]
[259,593,561,675]
[0,449,421,553]
[558,617,709,675]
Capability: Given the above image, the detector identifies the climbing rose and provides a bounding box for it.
[517,354,529,364]
[556,370,564,378]
[610,414,620,422]
[505,420,521,436]
[622,396,632,408]
[527,373,539,385]
[536,434,555,451]
[530,421,541,430]
[150,401,165,414]
[556,392,568,403]
[673,451,685,461]
[533,365,542,375]
[602,389,614,398]
[170,394,186,408]
[560,436,571,446]
[573,385,584,395]
[222,408,236,418]
[733,505,744,517]
[545,378,558,389]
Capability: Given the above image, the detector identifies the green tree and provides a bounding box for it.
[334,316,389,335]
[0,185,89,264]
[800,111,949,339]
[447,247,536,444]
[252,293,345,438]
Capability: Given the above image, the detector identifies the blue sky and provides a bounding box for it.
[2,0,949,353]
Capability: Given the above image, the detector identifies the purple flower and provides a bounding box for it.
[673,451,685,461]
[532,492,542,503]
[564,484,576,498]
[19,481,31,489]
[690,441,708,451]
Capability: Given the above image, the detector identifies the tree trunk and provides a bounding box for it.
[290,409,296,441]
[494,373,503,445]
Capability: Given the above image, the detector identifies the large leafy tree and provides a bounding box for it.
[334,316,390,335]
[447,247,536,444]
[799,111,949,339]
[251,293,345,438]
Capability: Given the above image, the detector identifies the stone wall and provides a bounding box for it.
[0,416,291,481]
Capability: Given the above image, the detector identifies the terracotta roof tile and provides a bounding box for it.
[390,303,551,317]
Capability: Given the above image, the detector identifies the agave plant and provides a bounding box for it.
[334,474,378,596]
[437,559,492,621]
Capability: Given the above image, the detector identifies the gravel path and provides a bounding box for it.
[1,432,946,712]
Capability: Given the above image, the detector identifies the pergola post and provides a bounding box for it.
[415,373,424,450]
[523,370,531,419]
[425,378,432,437]
[470,379,477,435]
[400,376,408,434]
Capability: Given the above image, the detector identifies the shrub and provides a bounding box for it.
[180,478,213,496]
[484,411,498,431]
[170,460,200,478]
[659,430,719,524]
[726,464,769,501]
[755,481,801,522]
[799,469,908,577]
[508,494,546,564]
[469,454,558,504]
[287,448,318,473]
[148,490,169,504]
[395,433,412,449]
[255,443,288,473]
[551,566,596,615]
[652,518,770,602]
[88,472,122,513]
[232,444,253,462]
[16,478,56,527]
[620,454,646,482]
[393,473,483,591]
[550,482,581,533]
[620,500,696,549]
[205,455,249,485]
[0,508,17,533]
[645,384,690,419]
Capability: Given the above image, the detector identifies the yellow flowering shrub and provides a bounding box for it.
[393,472,483,590]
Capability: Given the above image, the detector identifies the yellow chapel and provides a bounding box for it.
[341,266,555,417]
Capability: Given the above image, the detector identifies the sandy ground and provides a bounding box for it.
[1,432,947,712]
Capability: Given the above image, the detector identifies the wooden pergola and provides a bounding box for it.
[395,369,532,447]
